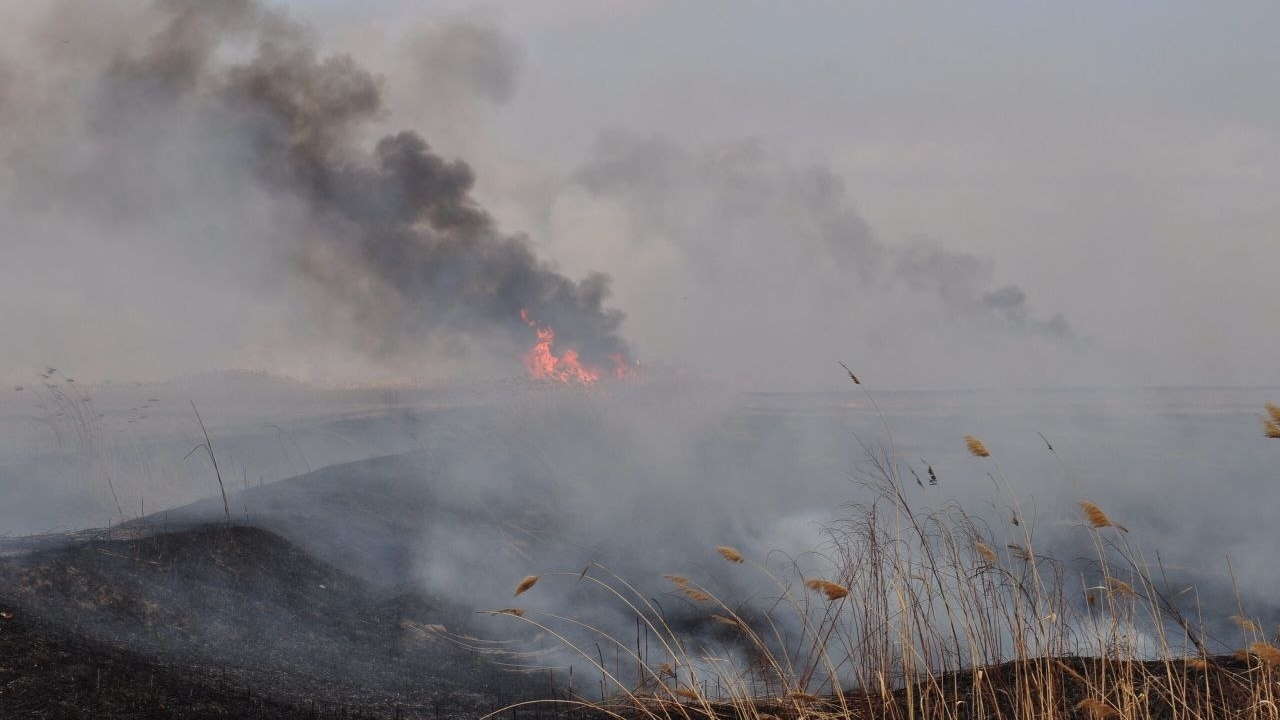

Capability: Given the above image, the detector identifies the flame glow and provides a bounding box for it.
[519,309,602,384]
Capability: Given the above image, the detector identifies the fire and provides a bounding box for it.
[519,309,602,384]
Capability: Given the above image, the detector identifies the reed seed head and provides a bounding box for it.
[663,574,690,586]
[716,545,745,563]
[964,435,990,458]
[1264,418,1280,439]
[1080,501,1114,529]
[1250,642,1280,666]
[1075,698,1120,720]
[1266,403,1280,423]
[679,587,712,603]
[1105,577,1137,597]
[804,578,850,601]
[514,575,539,597]
[1232,615,1260,634]
[974,541,998,564]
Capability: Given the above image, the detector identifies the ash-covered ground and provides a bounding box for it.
[2,373,1278,716]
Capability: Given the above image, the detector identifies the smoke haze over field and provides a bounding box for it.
[3,5,1280,710]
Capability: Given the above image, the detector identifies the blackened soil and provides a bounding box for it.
[0,524,548,718]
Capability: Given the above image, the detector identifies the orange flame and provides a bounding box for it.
[519,309,602,385]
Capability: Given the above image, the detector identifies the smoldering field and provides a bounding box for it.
[3,0,1280,716]
[3,375,1279,711]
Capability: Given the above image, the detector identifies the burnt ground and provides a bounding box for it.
[1,526,1272,720]
[0,524,554,719]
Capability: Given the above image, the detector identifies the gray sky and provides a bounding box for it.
[2,1,1277,390]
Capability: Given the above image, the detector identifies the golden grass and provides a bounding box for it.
[490,382,1278,720]
[1249,642,1280,666]
[963,434,990,457]
[679,587,713,603]
[1080,500,1124,530]
[1075,697,1120,720]
[974,540,998,564]
[716,545,745,563]
[803,578,850,601]
[1264,418,1280,439]
[1266,402,1280,423]
[514,574,539,596]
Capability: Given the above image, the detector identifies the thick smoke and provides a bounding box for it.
[1,0,627,381]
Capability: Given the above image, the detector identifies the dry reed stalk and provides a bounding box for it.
[975,541,998,564]
[1080,501,1127,531]
[1075,697,1120,720]
[838,361,860,385]
[1231,615,1260,634]
[1106,577,1137,598]
[1264,418,1280,439]
[788,691,821,703]
[964,435,990,458]
[679,587,713,603]
[1249,642,1280,666]
[514,575,539,596]
[804,579,850,601]
[1054,660,1086,684]
[716,545,745,563]
[1006,543,1032,561]
[1266,403,1280,423]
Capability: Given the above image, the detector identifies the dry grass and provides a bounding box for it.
[963,434,990,458]
[1264,418,1280,439]
[514,575,540,596]
[1263,403,1280,437]
[803,578,850,601]
[488,382,1280,720]
[716,546,745,564]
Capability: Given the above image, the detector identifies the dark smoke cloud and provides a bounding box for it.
[166,0,626,365]
[1,0,626,381]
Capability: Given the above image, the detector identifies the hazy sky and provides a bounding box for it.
[3,1,1277,390]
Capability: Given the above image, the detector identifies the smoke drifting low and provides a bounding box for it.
[545,132,1075,389]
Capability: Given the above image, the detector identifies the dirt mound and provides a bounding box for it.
[0,524,549,718]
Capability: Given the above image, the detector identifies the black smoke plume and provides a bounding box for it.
[104,0,629,369]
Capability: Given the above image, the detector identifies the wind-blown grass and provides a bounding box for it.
[486,380,1280,720]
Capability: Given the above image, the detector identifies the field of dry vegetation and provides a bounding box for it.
[496,395,1280,720]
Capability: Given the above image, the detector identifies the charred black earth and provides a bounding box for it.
[0,522,551,718]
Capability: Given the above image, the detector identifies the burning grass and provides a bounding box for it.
[489,384,1280,720]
